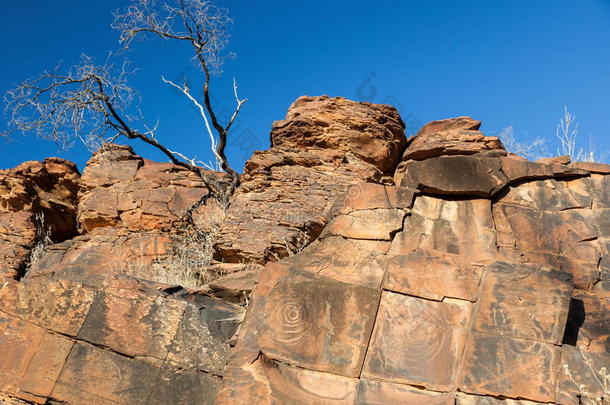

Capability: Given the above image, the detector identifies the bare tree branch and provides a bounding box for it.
[4,0,246,200]
[113,0,244,196]
[161,75,220,163]
[3,54,222,195]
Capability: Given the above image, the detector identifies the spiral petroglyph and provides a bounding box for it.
[272,298,312,345]
[345,183,366,200]
[400,320,447,365]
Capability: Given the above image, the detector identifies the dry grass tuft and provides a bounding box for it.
[26,213,52,268]
[127,224,220,289]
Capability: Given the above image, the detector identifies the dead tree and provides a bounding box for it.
[3,0,245,198]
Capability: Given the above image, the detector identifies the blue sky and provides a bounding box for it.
[2,0,610,170]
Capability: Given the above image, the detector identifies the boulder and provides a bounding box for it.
[270,95,406,173]
[399,154,589,198]
[400,116,505,162]
[215,96,408,264]
[78,144,224,233]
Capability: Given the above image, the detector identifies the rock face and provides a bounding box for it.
[1,105,609,405]
[219,169,610,404]
[0,277,237,405]
[0,158,79,280]
[395,116,507,184]
[218,117,610,404]
[270,96,406,173]
[78,144,223,233]
[0,146,239,404]
[214,96,406,263]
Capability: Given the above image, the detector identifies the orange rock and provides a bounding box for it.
[0,158,79,279]
[459,331,561,402]
[357,379,454,404]
[216,96,408,264]
[236,263,380,377]
[362,291,472,391]
[77,145,223,233]
[399,116,505,163]
[271,95,406,174]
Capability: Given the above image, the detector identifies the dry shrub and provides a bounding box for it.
[26,213,52,268]
[498,126,548,161]
[127,225,220,289]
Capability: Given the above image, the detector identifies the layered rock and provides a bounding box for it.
[219,168,610,404]
[219,117,610,404]
[1,106,610,405]
[19,144,231,288]
[0,158,79,280]
[215,96,406,263]
[270,96,406,174]
[78,144,224,233]
[0,277,239,405]
[0,147,238,404]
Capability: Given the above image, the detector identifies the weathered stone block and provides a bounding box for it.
[363,291,472,391]
[325,208,405,240]
[240,264,380,377]
[383,249,482,301]
[149,367,220,405]
[356,379,454,404]
[400,156,509,197]
[0,315,44,396]
[459,331,561,402]
[166,301,235,374]
[17,333,73,403]
[283,235,390,289]
[473,262,573,344]
[51,342,160,405]
[556,345,610,405]
[0,279,94,336]
[78,292,187,363]
[215,354,359,404]
[393,196,497,263]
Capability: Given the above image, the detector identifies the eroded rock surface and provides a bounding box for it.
[215,96,406,264]
[0,277,238,404]
[0,145,239,405]
[270,96,406,173]
[1,107,610,405]
[0,158,79,280]
[219,118,610,404]
[78,144,224,233]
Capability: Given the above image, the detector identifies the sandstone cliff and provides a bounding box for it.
[0,96,608,405]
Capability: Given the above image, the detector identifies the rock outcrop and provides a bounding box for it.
[270,95,406,174]
[0,103,609,405]
[0,146,240,404]
[218,117,610,405]
[0,276,238,405]
[77,144,223,233]
[215,96,406,263]
[0,158,79,280]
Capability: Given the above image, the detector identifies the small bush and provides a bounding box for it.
[498,126,548,161]
[26,213,52,268]
[555,106,608,163]
[498,107,608,163]
[127,225,219,289]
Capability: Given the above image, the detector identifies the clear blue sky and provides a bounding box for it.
[2,0,610,170]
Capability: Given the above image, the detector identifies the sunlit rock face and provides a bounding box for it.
[0,158,80,281]
[0,103,609,405]
[215,95,407,264]
[218,115,610,405]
